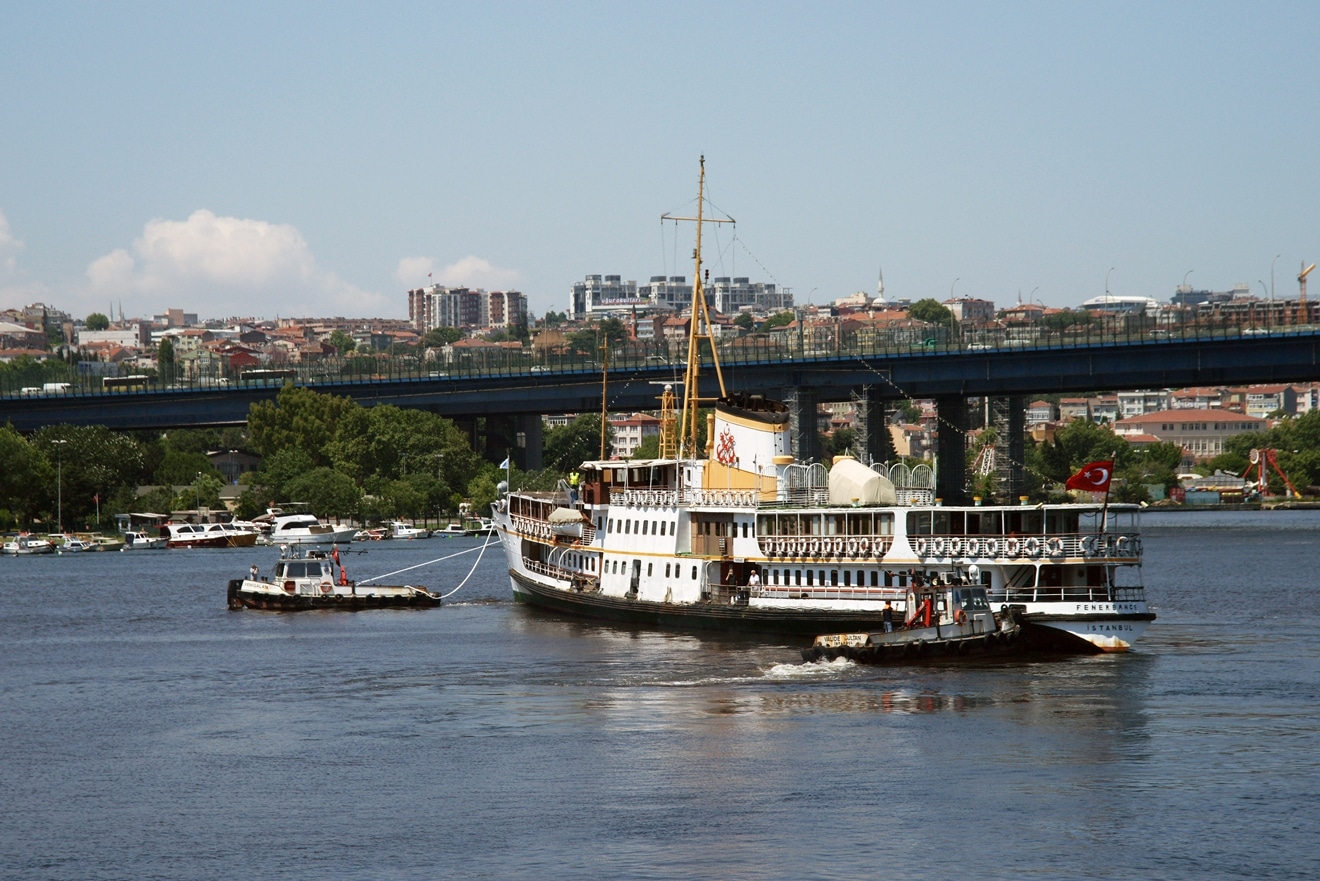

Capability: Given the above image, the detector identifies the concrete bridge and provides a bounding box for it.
[4,326,1318,503]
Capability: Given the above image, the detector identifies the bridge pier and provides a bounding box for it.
[854,389,895,465]
[934,395,969,505]
[787,388,823,464]
[992,395,1026,502]
[518,413,543,471]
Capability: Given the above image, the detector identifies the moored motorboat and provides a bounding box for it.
[165,522,232,549]
[2,534,55,555]
[227,546,441,611]
[256,508,357,545]
[53,534,94,553]
[802,584,1023,664]
[122,530,168,550]
[389,521,431,540]
[435,523,468,537]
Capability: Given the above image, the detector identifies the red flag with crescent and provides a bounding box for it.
[1066,460,1114,492]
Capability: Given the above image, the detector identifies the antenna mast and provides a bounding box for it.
[661,156,735,459]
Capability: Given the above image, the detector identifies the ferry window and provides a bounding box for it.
[856,570,864,585]
[742,522,748,539]
[871,571,879,587]
[794,570,801,586]
[643,521,649,535]
[843,570,850,587]
[879,513,893,535]
[691,566,697,580]
[884,570,893,587]
[806,570,814,586]
[665,564,670,577]
[647,563,652,576]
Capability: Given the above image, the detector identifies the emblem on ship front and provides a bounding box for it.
[716,428,736,464]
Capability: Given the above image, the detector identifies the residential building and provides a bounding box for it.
[1117,389,1171,419]
[1245,385,1297,418]
[1113,410,1265,459]
[609,412,662,459]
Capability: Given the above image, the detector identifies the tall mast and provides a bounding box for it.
[662,156,734,459]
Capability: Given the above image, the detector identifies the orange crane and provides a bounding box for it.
[1242,448,1301,499]
[1299,262,1315,324]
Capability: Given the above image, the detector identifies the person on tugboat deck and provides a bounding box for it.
[249,563,259,581]
[882,601,894,633]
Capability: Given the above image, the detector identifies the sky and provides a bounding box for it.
[2,2,1318,323]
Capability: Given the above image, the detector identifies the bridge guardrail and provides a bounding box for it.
[3,318,1318,400]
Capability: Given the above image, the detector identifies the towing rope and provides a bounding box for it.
[355,531,498,599]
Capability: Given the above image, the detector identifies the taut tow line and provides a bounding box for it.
[356,532,498,599]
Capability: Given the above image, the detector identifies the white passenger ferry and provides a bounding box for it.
[490,159,1154,651]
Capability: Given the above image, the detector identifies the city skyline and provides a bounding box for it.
[3,3,1318,322]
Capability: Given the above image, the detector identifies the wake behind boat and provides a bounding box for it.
[491,157,1155,651]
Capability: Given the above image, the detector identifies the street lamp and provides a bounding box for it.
[53,439,67,533]
[1271,254,1281,303]
[195,471,202,518]
[1183,269,1194,289]
[1105,267,1115,297]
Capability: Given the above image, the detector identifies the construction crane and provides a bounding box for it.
[1299,262,1315,325]
[1242,448,1302,499]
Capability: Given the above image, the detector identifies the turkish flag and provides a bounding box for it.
[1066,460,1114,492]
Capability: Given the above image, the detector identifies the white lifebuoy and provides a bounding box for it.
[1004,537,1020,557]
[952,537,966,557]
[1116,535,1132,555]
[847,538,859,557]
[834,538,845,556]
[1081,535,1098,557]
[981,538,995,557]
[809,538,820,556]
[1046,537,1064,557]
[1024,537,1042,558]
[916,538,928,556]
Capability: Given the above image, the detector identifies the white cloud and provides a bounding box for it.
[84,209,391,318]
[395,254,521,291]
[0,209,25,274]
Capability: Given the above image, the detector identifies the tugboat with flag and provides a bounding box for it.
[227,545,441,611]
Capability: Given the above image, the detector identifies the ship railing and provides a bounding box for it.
[911,531,1143,560]
[1001,585,1145,604]
[754,584,906,603]
[758,535,893,559]
[522,558,599,590]
[684,488,759,507]
[619,489,681,508]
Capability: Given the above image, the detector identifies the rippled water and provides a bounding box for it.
[2,515,1319,880]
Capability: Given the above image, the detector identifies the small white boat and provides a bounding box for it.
[435,523,468,536]
[260,509,357,545]
[2,534,55,555]
[122,531,168,550]
[54,535,94,553]
[389,521,431,540]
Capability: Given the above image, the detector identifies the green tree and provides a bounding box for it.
[907,298,953,327]
[327,329,357,355]
[152,450,223,486]
[760,311,796,331]
[284,467,362,519]
[85,312,110,331]
[420,327,464,348]
[247,385,359,464]
[31,426,146,528]
[158,338,176,383]
[544,414,609,473]
[0,425,49,527]
[732,312,754,332]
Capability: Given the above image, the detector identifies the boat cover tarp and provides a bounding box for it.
[827,458,897,506]
[547,506,585,523]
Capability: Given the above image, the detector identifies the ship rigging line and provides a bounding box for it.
[355,533,497,599]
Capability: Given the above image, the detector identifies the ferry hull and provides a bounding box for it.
[1017,614,1155,653]
[510,569,891,636]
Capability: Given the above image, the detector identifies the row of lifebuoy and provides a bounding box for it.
[1079,535,1141,557]
[761,536,886,559]
[631,491,676,508]
[913,535,1068,559]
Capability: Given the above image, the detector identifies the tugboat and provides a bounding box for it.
[226,545,441,611]
[802,581,1023,664]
